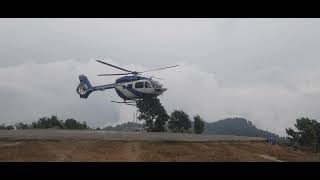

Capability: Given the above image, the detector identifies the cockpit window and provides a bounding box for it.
[150,80,162,88]
[145,81,152,88]
[127,84,132,88]
[135,82,144,88]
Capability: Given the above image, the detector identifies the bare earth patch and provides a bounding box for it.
[0,140,319,162]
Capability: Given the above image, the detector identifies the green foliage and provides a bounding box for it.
[10,116,89,130]
[193,114,205,134]
[168,110,192,133]
[103,122,143,132]
[6,125,14,130]
[0,124,14,130]
[15,122,31,129]
[65,119,77,129]
[31,116,65,129]
[286,128,298,143]
[136,97,169,132]
[65,119,88,129]
[286,117,320,152]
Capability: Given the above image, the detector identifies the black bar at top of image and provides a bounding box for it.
[1,1,320,18]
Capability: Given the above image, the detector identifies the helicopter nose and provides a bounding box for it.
[155,88,167,93]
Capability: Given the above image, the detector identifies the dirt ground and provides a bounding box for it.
[0,140,319,162]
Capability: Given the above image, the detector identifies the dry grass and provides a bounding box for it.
[0,140,319,162]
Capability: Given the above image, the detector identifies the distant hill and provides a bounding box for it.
[204,118,281,139]
[102,122,143,132]
[101,118,283,140]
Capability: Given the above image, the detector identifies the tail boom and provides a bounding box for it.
[76,75,117,99]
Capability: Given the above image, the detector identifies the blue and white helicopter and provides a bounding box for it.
[76,60,179,106]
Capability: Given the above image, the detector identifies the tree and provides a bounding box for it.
[0,124,15,130]
[301,125,318,148]
[193,114,205,134]
[6,125,14,130]
[286,117,319,151]
[15,122,31,129]
[30,115,64,129]
[65,119,79,129]
[286,127,299,145]
[136,96,169,132]
[64,118,88,129]
[80,121,89,130]
[168,110,192,133]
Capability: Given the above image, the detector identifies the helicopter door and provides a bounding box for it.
[122,83,136,99]
[134,82,144,89]
[143,81,154,94]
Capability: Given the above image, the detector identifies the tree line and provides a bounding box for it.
[136,97,205,134]
[1,116,89,130]
[0,97,204,133]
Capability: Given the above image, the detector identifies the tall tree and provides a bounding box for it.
[168,110,192,133]
[136,96,169,132]
[65,119,79,129]
[286,117,319,151]
[193,114,205,134]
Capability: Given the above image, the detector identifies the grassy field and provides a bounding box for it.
[0,140,319,162]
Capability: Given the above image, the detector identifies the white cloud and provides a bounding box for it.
[0,59,122,127]
[157,62,320,136]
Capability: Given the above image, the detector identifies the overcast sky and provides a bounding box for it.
[1,18,320,136]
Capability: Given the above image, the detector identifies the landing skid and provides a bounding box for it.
[111,100,136,106]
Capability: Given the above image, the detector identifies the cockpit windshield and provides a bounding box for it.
[150,80,162,88]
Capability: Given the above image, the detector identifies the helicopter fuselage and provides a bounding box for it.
[114,76,167,101]
[77,60,177,102]
[76,75,167,101]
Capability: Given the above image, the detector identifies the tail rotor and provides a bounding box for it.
[76,75,94,99]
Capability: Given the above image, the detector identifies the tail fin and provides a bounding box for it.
[76,75,94,99]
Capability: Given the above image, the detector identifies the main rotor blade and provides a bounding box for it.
[144,75,163,80]
[150,76,164,80]
[139,65,179,73]
[97,73,131,76]
[96,60,132,73]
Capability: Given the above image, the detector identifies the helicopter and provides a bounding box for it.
[76,60,179,105]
